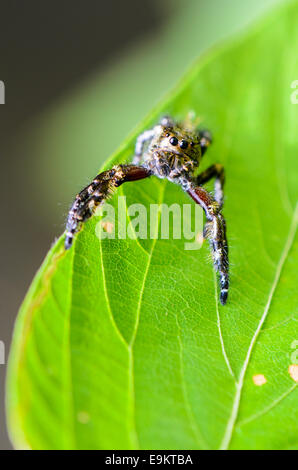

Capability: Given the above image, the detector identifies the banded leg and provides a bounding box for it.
[159,115,175,128]
[132,116,175,164]
[196,163,225,207]
[65,164,150,249]
[132,129,155,164]
[187,183,229,305]
[198,129,212,156]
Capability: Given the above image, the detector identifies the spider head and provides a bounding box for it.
[163,127,201,159]
[151,121,210,176]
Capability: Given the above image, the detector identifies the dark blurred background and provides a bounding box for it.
[0,0,280,449]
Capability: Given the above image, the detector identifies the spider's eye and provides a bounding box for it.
[169,136,178,146]
[179,139,188,149]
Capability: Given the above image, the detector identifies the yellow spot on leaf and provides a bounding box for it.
[253,374,267,386]
[101,221,114,233]
[77,411,90,424]
[288,364,298,382]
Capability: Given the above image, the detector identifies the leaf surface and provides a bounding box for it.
[6,1,298,449]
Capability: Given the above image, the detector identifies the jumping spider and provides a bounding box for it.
[65,116,229,305]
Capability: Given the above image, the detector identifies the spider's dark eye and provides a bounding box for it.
[179,139,188,149]
[190,141,195,147]
[169,136,178,146]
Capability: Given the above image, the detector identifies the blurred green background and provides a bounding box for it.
[0,0,281,449]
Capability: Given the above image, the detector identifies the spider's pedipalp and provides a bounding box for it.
[65,164,150,249]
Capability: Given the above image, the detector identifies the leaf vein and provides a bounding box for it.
[237,383,297,427]
[219,202,298,450]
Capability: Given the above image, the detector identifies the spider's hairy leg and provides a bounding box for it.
[198,129,212,156]
[196,163,225,207]
[159,115,175,128]
[186,183,229,305]
[65,164,150,249]
[132,129,155,164]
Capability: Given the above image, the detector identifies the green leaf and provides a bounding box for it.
[6,1,298,450]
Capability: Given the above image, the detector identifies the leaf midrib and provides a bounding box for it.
[128,180,167,449]
[98,178,167,448]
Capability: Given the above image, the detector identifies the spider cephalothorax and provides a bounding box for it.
[65,115,229,305]
[139,118,203,181]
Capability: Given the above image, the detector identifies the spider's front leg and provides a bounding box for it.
[186,183,229,305]
[132,129,155,164]
[65,164,150,249]
[132,117,174,165]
